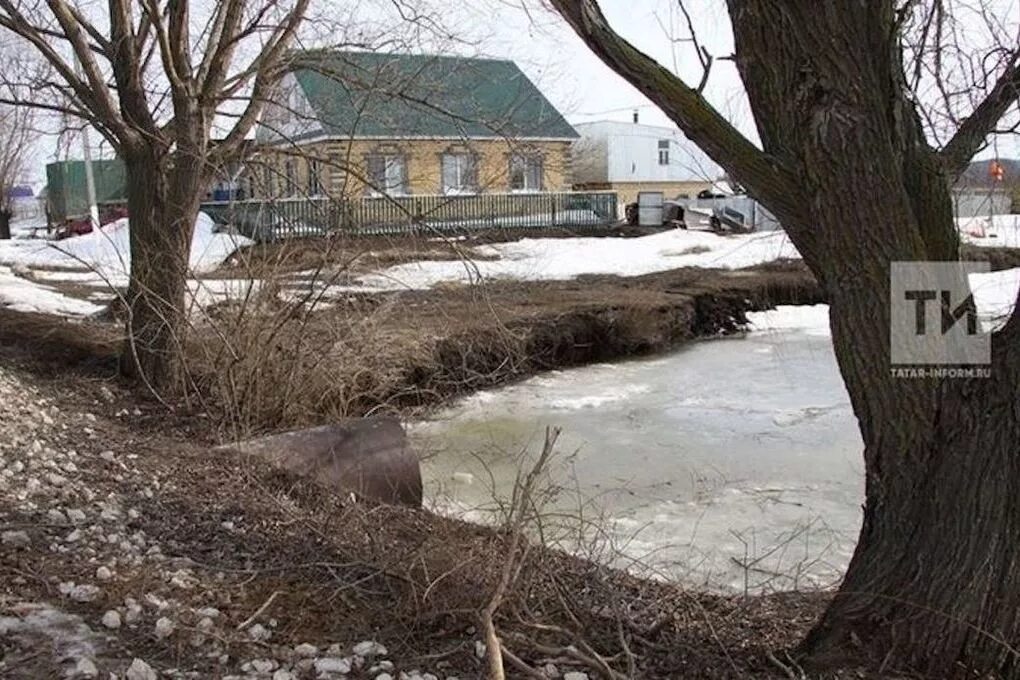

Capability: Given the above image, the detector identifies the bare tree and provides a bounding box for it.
[0,0,309,389]
[549,0,1020,675]
[0,102,32,239]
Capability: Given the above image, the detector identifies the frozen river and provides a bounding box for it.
[413,306,864,594]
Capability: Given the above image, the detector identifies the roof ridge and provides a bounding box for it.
[289,48,516,66]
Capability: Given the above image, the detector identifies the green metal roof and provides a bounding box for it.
[290,51,578,141]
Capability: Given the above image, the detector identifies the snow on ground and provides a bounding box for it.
[746,268,1020,336]
[0,265,104,316]
[959,214,1020,247]
[347,228,800,291]
[747,304,831,337]
[0,212,251,277]
[0,213,252,316]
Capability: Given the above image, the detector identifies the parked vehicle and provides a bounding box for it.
[624,199,687,228]
[54,205,128,240]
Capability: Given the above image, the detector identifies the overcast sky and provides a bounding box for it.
[31,0,1019,183]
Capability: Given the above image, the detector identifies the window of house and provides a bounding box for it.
[283,159,297,196]
[307,159,323,196]
[509,154,542,192]
[441,153,478,195]
[366,154,407,195]
[658,140,670,166]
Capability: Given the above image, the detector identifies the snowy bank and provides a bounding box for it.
[0,212,251,277]
[347,229,800,291]
[747,267,1020,337]
[0,266,104,316]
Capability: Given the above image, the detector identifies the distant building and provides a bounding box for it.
[571,119,719,205]
[254,51,579,197]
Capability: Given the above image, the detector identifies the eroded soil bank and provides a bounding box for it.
[0,261,824,433]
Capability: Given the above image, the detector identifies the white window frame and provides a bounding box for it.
[441,153,478,195]
[509,154,543,193]
[366,154,408,197]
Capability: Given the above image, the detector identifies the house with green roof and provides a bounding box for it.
[254,51,579,198]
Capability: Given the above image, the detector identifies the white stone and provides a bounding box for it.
[101,610,121,629]
[314,657,352,674]
[71,584,100,602]
[99,450,116,462]
[45,472,67,486]
[376,675,393,680]
[65,529,82,543]
[47,508,67,523]
[100,507,120,522]
[247,623,271,641]
[67,509,87,524]
[124,602,143,624]
[96,566,113,580]
[273,671,296,680]
[250,659,277,673]
[353,641,388,658]
[154,616,175,639]
[73,657,98,678]
[294,643,319,658]
[562,673,589,680]
[125,658,158,680]
[197,617,215,632]
[1,530,29,547]
[371,661,395,673]
[196,606,220,618]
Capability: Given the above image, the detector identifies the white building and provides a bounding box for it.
[571,119,720,204]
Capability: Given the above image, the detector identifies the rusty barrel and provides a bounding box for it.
[216,417,422,507]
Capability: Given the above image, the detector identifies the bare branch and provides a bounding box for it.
[940,52,1020,178]
[547,0,805,225]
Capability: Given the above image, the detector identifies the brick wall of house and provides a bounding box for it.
[252,138,573,199]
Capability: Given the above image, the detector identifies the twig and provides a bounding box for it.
[235,590,279,630]
[500,644,548,679]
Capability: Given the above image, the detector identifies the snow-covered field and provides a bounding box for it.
[0,213,251,316]
[347,228,799,291]
[3,213,1020,322]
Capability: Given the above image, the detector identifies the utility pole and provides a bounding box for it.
[72,54,99,228]
[81,123,99,228]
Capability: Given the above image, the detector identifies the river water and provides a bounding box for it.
[412,308,863,593]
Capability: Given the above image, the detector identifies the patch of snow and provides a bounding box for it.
[970,267,1020,331]
[341,229,799,292]
[0,265,104,316]
[959,214,1020,247]
[747,305,831,337]
[0,212,251,277]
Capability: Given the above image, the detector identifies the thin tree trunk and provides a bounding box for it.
[119,146,204,393]
[0,208,11,240]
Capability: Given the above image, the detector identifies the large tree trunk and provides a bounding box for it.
[120,144,205,392]
[724,3,1020,675]
[548,0,1020,673]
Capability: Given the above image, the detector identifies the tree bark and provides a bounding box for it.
[0,209,11,240]
[726,2,1020,675]
[119,144,205,393]
[549,0,1020,673]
